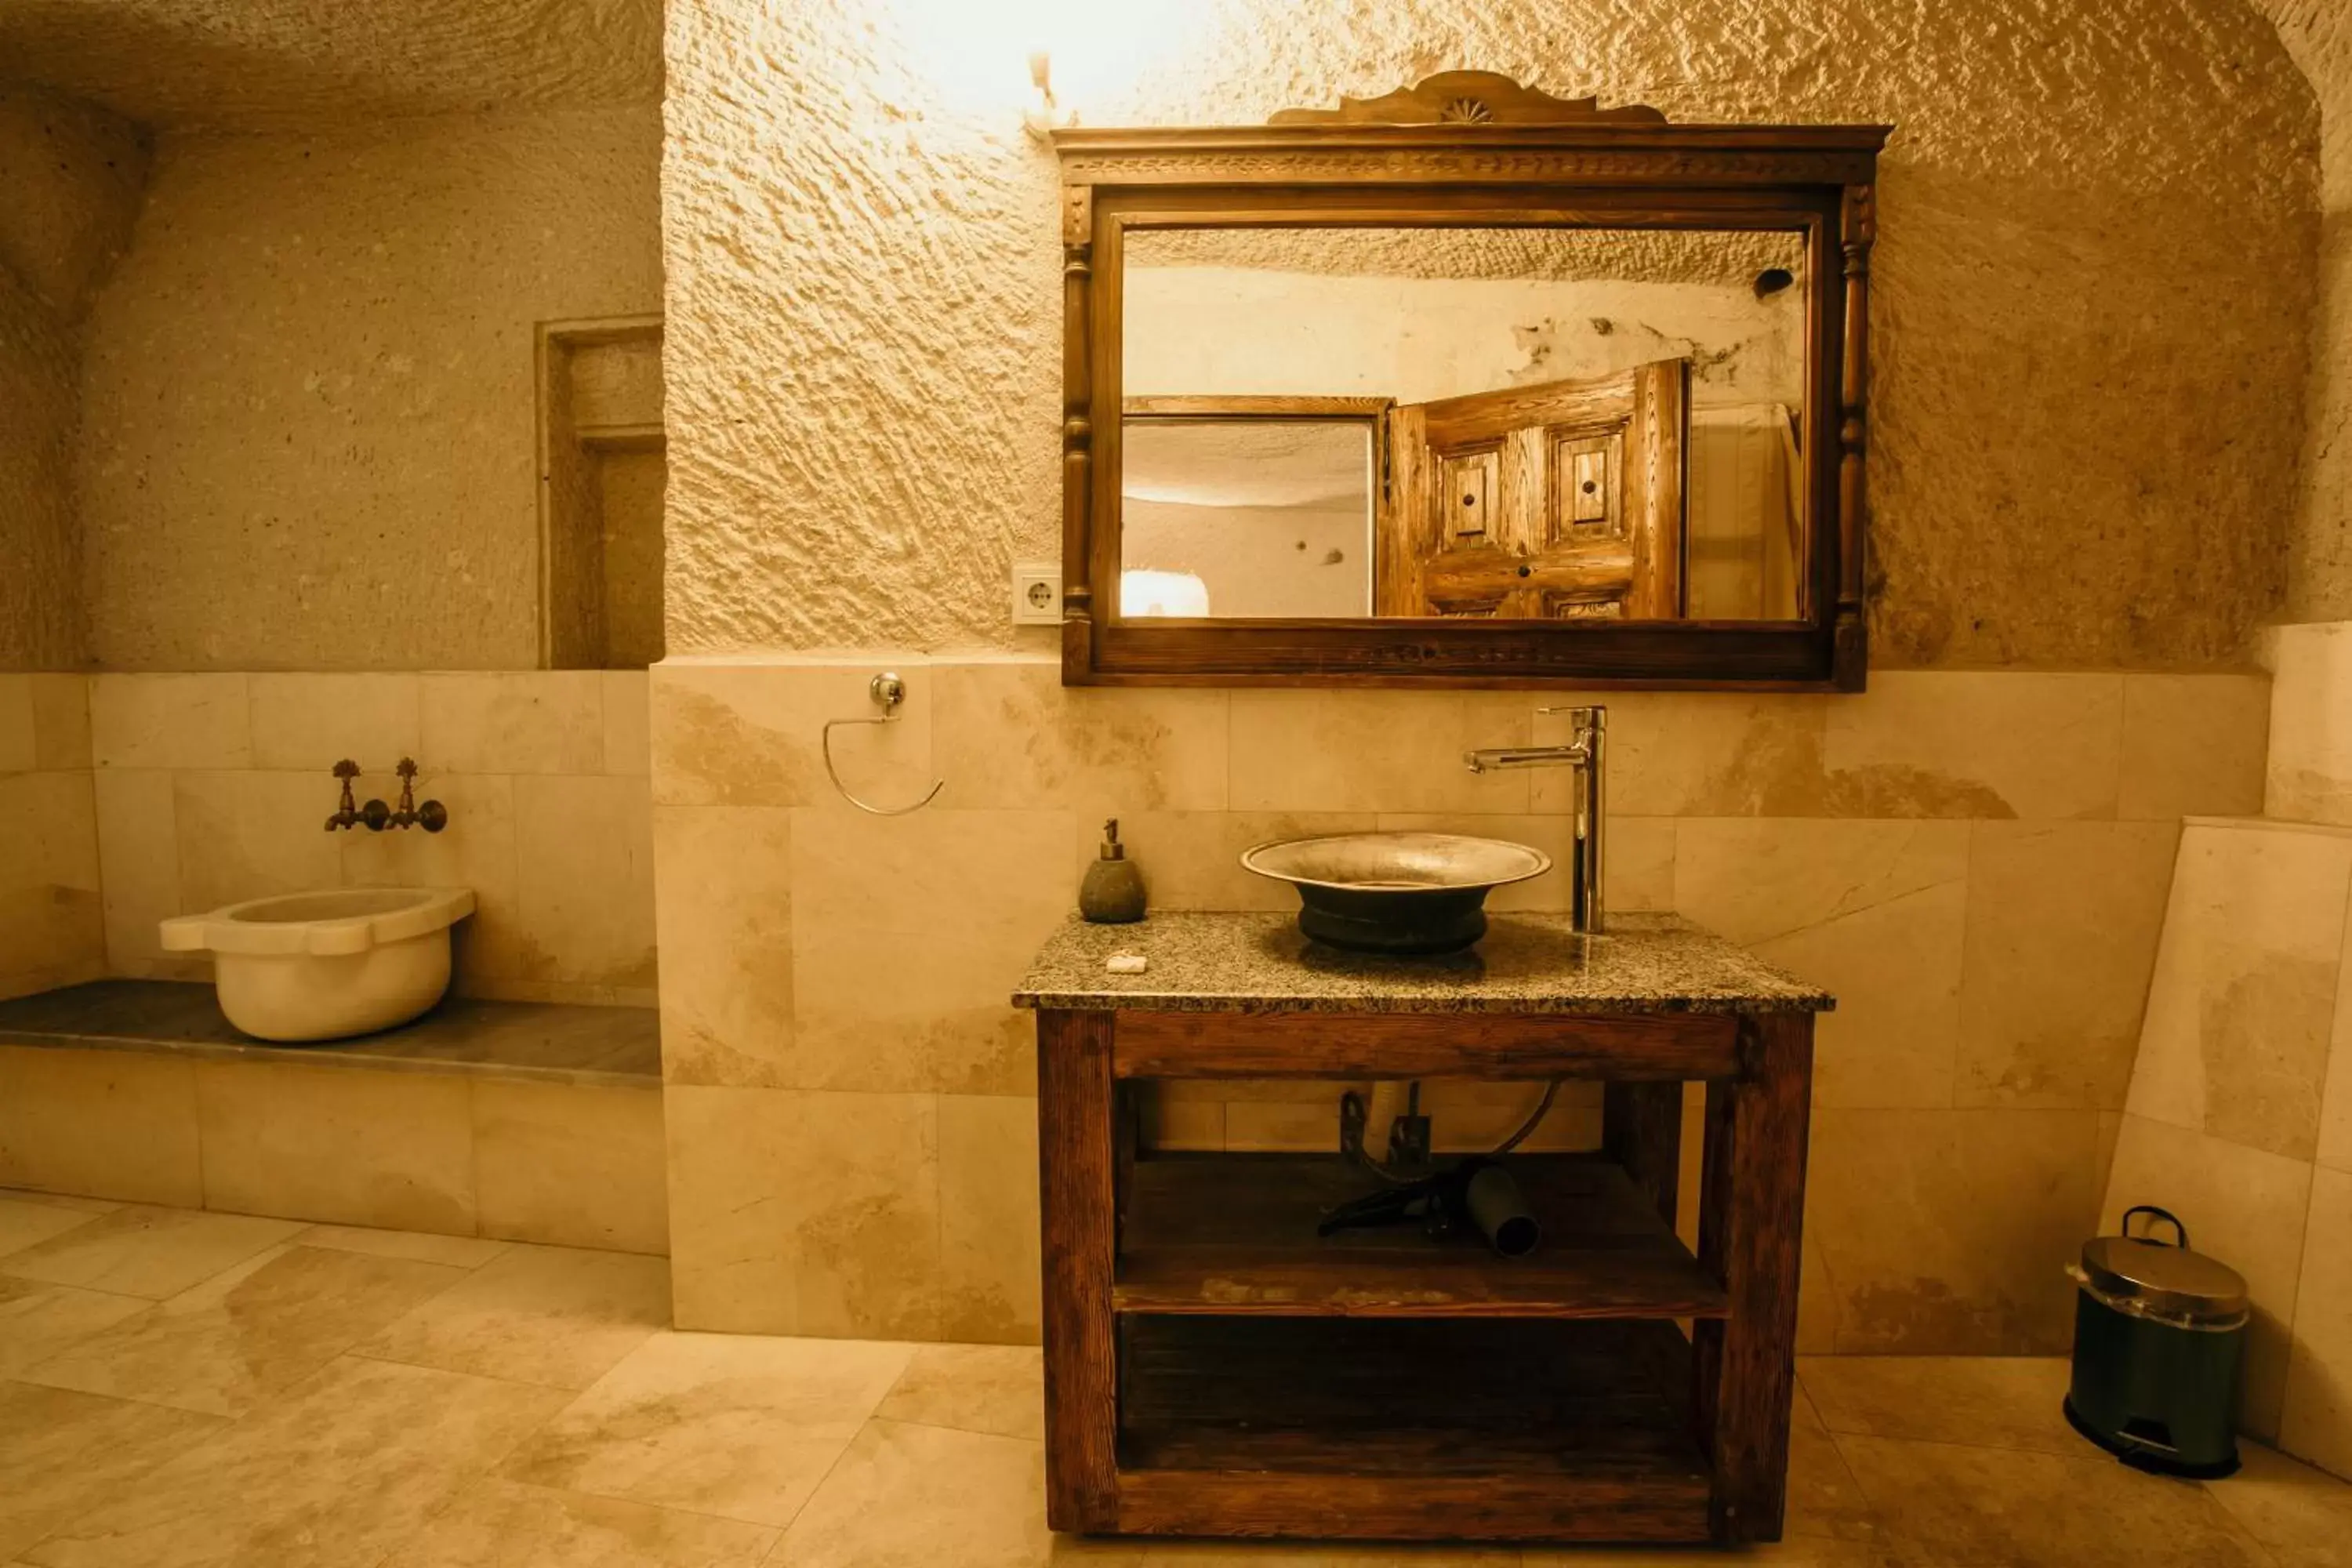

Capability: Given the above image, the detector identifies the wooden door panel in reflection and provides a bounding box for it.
[1377,359,1689,620]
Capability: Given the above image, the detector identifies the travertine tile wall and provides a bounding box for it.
[650,655,2268,1352]
[0,673,103,1000]
[2103,620,2352,1479]
[0,1046,667,1254]
[2104,818,2352,1471]
[2262,622,2352,825]
[87,671,656,1006]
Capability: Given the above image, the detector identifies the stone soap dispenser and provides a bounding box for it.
[1080,818,1147,924]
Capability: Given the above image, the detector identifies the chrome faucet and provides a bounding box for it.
[1465,705,1607,934]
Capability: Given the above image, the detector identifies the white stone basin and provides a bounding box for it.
[159,887,476,1043]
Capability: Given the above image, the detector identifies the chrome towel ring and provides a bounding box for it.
[822,672,946,816]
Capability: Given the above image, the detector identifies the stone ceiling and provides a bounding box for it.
[1127,226,1809,287]
[1124,419,1370,510]
[0,0,662,129]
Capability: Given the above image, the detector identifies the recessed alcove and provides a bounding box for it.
[539,316,667,670]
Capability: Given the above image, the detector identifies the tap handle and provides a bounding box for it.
[330,759,361,822]
[1536,703,1606,725]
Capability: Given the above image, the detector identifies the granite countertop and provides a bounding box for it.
[1011,911,1834,1016]
[0,980,660,1086]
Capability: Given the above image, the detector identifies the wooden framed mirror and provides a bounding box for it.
[1050,73,1889,689]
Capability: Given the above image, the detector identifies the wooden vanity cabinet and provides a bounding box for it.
[1029,1001,1818,1546]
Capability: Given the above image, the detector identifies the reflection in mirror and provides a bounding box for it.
[1120,227,1809,622]
[1121,406,1378,618]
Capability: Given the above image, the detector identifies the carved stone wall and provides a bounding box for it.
[663,0,2317,669]
[0,84,146,671]
[74,107,662,670]
[0,0,661,130]
[2258,2,2352,622]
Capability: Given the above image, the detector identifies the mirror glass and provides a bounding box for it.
[1119,226,1809,622]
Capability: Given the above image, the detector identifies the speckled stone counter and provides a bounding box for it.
[0,979,659,1086]
[1011,911,1832,1016]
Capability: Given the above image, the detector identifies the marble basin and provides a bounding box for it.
[1240,832,1552,954]
[159,887,475,1042]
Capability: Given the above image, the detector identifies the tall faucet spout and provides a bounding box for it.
[1545,706,1607,936]
[1464,743,1590,774]
[1463,706,1607,933]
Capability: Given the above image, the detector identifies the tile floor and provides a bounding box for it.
[2,1186,2347,1567]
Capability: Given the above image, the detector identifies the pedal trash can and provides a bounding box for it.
[2063,1205,2248,1479]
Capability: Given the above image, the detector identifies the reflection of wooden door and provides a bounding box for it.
[1375,360,1689,619]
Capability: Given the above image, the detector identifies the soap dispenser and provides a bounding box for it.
[1080,818,1147,924]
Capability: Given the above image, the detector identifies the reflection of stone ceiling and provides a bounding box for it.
[0,0,662,129]
[1124,419,1370,509]
[1127,226,1806,286]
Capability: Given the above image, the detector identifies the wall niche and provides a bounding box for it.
[539,316,666,669]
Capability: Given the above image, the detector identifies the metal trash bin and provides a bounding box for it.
[2063,1205,2248,1478]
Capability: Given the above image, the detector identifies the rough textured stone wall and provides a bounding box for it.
[2261,2,2352,620]
[0,0,661,130]
[77,107,662,670]
[664,0,2317,669]
[0,84,146,671]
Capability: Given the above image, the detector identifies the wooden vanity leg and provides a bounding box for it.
[1602,1081,1684,1228]
[1037,1008,1120,1533]
[1691,1012,1814,1544]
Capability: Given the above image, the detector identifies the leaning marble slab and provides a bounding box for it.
[1013,910,1834,1015]
[0,979,659,1086]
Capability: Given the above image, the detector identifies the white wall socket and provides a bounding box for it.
[1011,561,1062,626]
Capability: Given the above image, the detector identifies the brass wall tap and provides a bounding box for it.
[325,758,447,833]
[387,758,448,833]
[325,760,364,830]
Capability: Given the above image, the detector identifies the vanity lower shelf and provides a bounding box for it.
[1115,1152,1727,1319]
[1112,1316,1712,1540]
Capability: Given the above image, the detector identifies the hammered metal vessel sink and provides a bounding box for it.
[1240,832,1552,955]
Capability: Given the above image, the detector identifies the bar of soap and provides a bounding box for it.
[1105,954,1149,975]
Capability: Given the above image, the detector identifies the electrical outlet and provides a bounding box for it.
[1010,561,1062,626]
